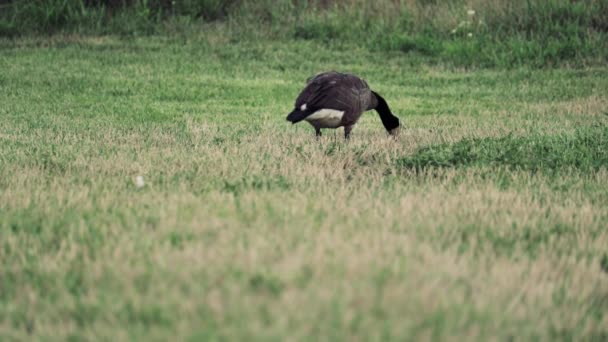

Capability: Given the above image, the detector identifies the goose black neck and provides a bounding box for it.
[372,91,400,132]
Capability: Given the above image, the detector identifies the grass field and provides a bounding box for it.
[1,35,608,340]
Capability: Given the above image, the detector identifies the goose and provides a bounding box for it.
[286,71,400,138]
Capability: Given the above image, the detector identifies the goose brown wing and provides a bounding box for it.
[295,72,370,112]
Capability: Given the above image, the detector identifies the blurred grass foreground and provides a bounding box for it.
[1,0,607,67]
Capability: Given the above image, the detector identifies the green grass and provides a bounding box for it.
[1,35,608,340]
[1,0,607,67]
[397,127,608,172]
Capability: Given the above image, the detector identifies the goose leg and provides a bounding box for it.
[344,125,354,139]
[315,127,322,138]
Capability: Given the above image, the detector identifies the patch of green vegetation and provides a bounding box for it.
[453,222,580,259]
[248,273,285,297]
[601,254,608,274]
[221,176,291,195]
[397,127,608,173]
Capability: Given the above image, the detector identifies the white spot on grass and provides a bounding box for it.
[467,9,475,16]
[135,175,145,188]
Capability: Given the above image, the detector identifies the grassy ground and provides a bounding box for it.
[1,36,608,340]
[2,1,607,68]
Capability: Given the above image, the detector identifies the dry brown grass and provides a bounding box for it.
[2,108,607,339]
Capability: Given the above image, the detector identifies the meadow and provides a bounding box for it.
[1,1,608,339]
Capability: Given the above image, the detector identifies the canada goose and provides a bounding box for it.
[286,71,400,138]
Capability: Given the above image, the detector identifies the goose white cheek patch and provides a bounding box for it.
[300,103,307,111]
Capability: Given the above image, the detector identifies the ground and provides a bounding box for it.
[0,36,607,340]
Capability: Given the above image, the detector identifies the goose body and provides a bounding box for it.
[286,71,400,138]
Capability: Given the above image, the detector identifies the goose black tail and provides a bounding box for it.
[286,109,308,124]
